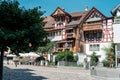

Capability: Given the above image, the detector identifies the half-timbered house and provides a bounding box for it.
[44,7,113,62]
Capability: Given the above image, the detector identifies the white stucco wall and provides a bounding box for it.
[48,36,62,41]
[113,24,120,43]
[85,43,112,62]
[77,53,86,64]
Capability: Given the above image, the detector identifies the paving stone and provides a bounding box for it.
[2,64,111,80]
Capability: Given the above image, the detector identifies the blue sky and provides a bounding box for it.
[19,0,120,17]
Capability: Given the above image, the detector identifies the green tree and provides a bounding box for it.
[55,51,65,61]
[0,1,46,79]
[46,41,58,54]
[37,47,46,53]
[37,41,58,54]
[74,55,78,62]
[102,43,115,60]
[102,43,115,67]
[90,52,99,66]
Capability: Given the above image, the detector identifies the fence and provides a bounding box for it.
[57,61,79,67]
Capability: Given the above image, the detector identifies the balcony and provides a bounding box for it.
[48,36,62,41]
[66,33,76,38]
[57,47,71,51]
[55,22,65,29]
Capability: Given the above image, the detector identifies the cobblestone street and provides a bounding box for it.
[3,64,97,80]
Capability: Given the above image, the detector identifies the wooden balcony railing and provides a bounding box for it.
[66,33,76,38]
[57,47,71,51]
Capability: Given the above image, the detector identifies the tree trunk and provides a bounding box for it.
[0,49,4,80]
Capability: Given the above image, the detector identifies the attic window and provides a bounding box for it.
[56,22,63,26]
[86,12,102,22]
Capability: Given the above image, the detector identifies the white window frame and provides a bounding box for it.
[89,44,100,51]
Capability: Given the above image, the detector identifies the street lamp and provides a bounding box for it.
[65,42,68,65]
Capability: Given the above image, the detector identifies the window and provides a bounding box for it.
[53,32,55,36]
[66,29,73,33]
[89,44,100,51]
[84,30,102,42]
[55,31,58,36]
[58,31,61,36]
[97,31,102,39]
[56,22,63,26]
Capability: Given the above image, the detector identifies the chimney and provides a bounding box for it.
[85,5,88,11]
[62,8,65,11]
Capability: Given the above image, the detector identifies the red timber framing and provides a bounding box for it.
[51,7,71,41]
[83,7,113,43]
[102,19,113,42]
[44,7,113,54]
[62,29,66,40]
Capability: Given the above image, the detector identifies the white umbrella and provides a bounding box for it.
[6,54,16,57]
[19,53,29,57]
[28,52,39,57]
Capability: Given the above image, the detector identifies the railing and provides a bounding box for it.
[48,36,62,41]
[57,61,78,67]
[55,22,66,29]
[57,47,72,51]
[66,33,75,38]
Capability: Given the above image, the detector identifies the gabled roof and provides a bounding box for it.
[43,16,54,28]
[83,7,107,22]
[66,11,89,26]
[44,7,108,29]
[111,4,120,16]
[51,7,71,17]
[44,11,89,28]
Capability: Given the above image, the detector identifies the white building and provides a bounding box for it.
[112,4,120,67]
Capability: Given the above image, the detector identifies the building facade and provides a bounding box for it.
[112,4,120,67]
[44,7,113,62]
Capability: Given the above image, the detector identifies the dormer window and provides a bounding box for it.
[54,16,66,27]
[116,10,120,17]
[57,22,63,26]
[56,16,65,22]
[55,21,65,27]
[51,7,71,28]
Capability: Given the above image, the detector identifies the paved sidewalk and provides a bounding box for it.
[3,64,98,80]
[91,67,120,80]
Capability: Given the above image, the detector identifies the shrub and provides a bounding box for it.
[35,56,45,62]
[102,60,109,67]
[102,43,115,67]
[90,52,99,66]
[102,58,115,67]
[74,55,78,62]
[55,51,74,62]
